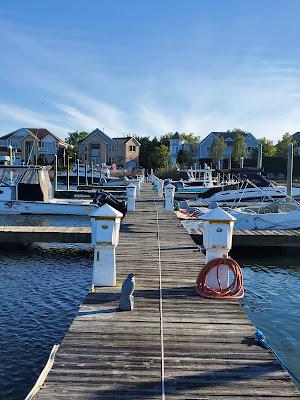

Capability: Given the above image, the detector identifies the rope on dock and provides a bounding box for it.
[24,344,59,400]
[153,193,166,400]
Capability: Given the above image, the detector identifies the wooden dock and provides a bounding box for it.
[33,185,299,399]
[2,224,300,247]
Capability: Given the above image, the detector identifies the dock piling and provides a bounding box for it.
[67,156,70,190]
[76,159,80,187]
[54,154,58,192]
[287,143,293,197]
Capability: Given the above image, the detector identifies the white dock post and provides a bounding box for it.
[67,156,70,190]
[90,204,123,287]
[240,157,244,169]
[54,154,58,192]
[164,183,175,212]
[126,183,137,212]
[257,143,263,172]
[287,143,293,197]
[150,168,154,182]
[76,159,80,187]
[157,179,164,197]
[132,179,141,196]
[200,207,236,289]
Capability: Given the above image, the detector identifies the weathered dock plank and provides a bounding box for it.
[23,186,300,398]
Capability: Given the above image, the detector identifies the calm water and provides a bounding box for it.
[0,215,299,398]
[237,255,300,387]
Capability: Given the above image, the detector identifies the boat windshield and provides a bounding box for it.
[0,168,25,186]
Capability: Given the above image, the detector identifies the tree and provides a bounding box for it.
[209,135,227,164]
[65,131,87,159]
[149,144,169,168]
[259,137,277,156]
[160,133,173,147]
[276,132,297,157]
[231,130,248,161]
[177,149,190,166]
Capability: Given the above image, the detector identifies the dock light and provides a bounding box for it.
[89,204,123,287]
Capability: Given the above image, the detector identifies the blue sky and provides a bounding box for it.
[1,0,300,140]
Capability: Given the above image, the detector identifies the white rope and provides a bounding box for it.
[153,191,166,400]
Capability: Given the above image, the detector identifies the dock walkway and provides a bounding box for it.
[34,185,299,399]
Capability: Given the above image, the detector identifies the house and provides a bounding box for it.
[292,132,300,156]
[78,128,140,170]
[198,131,259,159]
[169,132,190,165]
[0,128,67,165]
[112,137,140,170]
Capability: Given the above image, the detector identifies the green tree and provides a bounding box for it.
[160,133,173,147]
[253,137,277,160]
[150,144,169,168]
[65,131,87,158]
[276,132,297,157]
[134,136,153,169]
[259,137,277,156]
[231,130,248,161]
[209,135,227,164]
[177,149,190,166]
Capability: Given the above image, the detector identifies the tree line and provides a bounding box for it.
[208,129,297,165]
[64,129,298,169]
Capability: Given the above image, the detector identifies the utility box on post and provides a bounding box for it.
[199,207,236,289]
[126,183,137,212]
[90,204,123,287]
[164,183,175,212]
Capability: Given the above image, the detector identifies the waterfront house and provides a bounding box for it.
[292,132,300,156]
[0,128,67,165]
[78,128,140,170]
[198,131,259,159]
[169,132,190,165]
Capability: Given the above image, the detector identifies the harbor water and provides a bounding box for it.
[0,215,299,398]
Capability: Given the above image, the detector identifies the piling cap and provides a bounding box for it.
[165,183,175,189]
[127,182,137,188]
[199,206,236,222]
[90,203,123,219]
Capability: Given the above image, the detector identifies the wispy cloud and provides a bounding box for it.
[1,14,300,141]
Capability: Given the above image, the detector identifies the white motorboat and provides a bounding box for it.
[0,165,99,215]
[195,170,300,204]
[224,200,300,230]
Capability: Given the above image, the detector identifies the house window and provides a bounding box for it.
[129,145,136,152]
[248,147,254,152]
[85,146,88,152]
[10,139,20,149]
[207,146,210,154]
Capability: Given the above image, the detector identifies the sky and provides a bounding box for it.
[1,0,300,141]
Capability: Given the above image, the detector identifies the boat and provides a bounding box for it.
[222,199,300,230]
[0,165,127,215]
[194,169,300,205]
[57,164,126,185]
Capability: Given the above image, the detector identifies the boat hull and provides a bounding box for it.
[0,200,98,215]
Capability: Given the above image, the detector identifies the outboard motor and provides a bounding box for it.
[93,190,127,216]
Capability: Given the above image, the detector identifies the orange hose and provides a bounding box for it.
[196,257,244,299]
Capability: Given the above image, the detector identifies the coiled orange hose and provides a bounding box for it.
[196,257,244,299]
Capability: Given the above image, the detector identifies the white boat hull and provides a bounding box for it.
[199,186,300,203]
[230,207,300,230]
[0,199,98,215]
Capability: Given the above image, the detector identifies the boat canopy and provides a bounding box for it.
[0,166,52,201]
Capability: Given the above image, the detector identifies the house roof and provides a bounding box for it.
[172,132,183,140]
[0,128,65,144]
[112,137,141,146]
[80,128,115,146]
[293,132,300,143]
[201,131,249,143]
